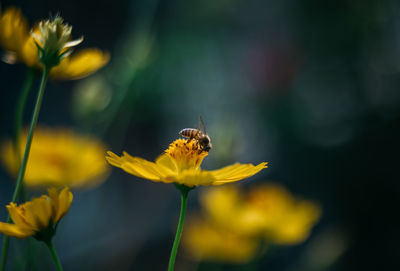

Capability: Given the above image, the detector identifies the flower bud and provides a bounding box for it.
[32,16,83,68]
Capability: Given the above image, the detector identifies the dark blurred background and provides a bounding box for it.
[1,0,399,270]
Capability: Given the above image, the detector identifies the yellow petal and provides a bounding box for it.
[50,187,73,223]
[106,151,166,182]
[48,188,60,218]
[0,222,33,238]
[6,203,33,230]
[209,163,242,178]
[25,196,52,229]
[0,7,29,54]
[211,162,268,185]
[168,170,216,187]
[50,49,110,80]
[199,186,241,228]
[15,202,39,231]
[183,218,259,264]
[20,26,41,68]
[105,151,123,167]
[212,163,257,179]
[155,153,177,173]
[120,160,163,181]
[269,201,321,245]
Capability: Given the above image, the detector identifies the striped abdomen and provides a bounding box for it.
[179,128,201,139]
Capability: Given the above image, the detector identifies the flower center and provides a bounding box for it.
[165,139,208,172]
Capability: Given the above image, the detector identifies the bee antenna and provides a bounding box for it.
[199,116,207,134]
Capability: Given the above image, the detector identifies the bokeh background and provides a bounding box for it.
[1,0,399,270]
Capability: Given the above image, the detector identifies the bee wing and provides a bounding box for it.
[199,116,207,134]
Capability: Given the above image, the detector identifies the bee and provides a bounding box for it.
[179,116,212,152]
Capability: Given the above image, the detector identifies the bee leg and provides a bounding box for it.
[187,136,194,144]
[199,146,206,154]
[197,142,204,152]
[190,138,199,149]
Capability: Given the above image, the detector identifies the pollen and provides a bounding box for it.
[165,139,208,172]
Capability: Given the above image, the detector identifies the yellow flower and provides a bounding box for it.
[106,139,267,187]
[200,184,321,245]
[0,187,73,239]
[200,185,267,235]
[183,218,259,264]
[247,185,321,244]
[0,7,28,55]
[0,126,110,189]
[0,7,109,79]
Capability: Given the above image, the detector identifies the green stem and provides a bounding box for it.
[14,69,35,203]
[45,241,63,271]
[168,186,191,271]
[0,237,9,271]
[12,66,48,207]
[0,67,49,271]
[26,238,36,271]
[13,69,35,166]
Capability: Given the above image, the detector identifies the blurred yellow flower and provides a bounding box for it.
[183,218,259,264]
[183,184,320,264]
[0,7,27,56]
[106,139,267,187]
[247,185,321,244]
[1,127,110,189]
[0,187,72,239]
[200,185,267,236]
[200,184,321,244]
[0,7,109,79]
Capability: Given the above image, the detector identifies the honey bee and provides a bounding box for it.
[179,116,212,152]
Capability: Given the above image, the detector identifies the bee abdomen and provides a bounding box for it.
[179,128,199,139]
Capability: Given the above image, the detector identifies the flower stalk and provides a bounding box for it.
[13,68,36,203]
[46,241,63,271]
[168,184,193,271]
[0,66,49,271]
[12,65,49,204]
[14,69,35,165]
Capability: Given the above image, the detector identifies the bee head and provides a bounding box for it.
[198,135,209,144]
[199,135,212,152]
